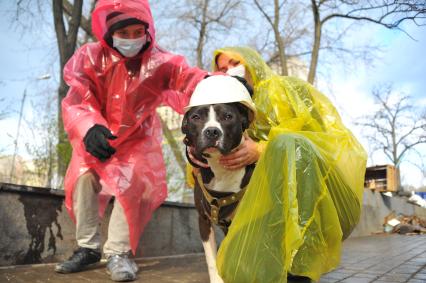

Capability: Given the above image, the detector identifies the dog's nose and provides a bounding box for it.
[204,127,222,139]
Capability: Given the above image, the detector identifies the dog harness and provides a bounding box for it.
[196,173,247,229]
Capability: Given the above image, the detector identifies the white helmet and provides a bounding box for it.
[185,75,256,122]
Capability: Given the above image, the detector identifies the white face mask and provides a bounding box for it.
[226,64,246,78]
[112,35,147,57]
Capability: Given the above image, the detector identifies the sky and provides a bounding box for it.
[0,2,425,187]
[320,23,426,187]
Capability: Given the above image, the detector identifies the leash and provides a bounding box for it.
[195,173,247,226]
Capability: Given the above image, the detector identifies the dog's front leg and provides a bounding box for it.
[199,216,224,283]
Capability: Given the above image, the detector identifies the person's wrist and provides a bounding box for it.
[255,142,266,156]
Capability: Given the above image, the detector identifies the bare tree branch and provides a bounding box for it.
[321,2,426,32]
[63,0,93,40]
[254,0,288,75]
[357,85,426,168]
[168,0,243,68]
[305,0,426,83]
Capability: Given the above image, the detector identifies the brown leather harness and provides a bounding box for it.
[196,173,247,229]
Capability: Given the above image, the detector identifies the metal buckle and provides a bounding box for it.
[211,198,220,207]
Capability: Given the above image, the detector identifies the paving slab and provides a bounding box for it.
[0,234,425,282]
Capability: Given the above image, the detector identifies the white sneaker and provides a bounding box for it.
[106,254,139,282]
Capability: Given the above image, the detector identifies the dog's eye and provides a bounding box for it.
[191,114,201,120]
[225,113,233,120]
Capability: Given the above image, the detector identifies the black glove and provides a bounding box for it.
[83,124,117,162]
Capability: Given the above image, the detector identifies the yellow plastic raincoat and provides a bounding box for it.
[212,47,367,282]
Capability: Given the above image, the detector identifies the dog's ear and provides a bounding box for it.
[181,112,189,135]
[241,115,249,131]
[234,103,250,131]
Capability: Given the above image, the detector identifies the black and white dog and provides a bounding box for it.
[181,75,256,283]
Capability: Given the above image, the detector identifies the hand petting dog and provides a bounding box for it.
[187,134,262,170]
[219,134,261,170]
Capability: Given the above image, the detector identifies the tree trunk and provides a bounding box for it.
[52,0,83,182]
[57,81,71,180]
[63,0,92,38]
[196,0,209,68]
[46,139,53,188]
[308,0,321,84]
[274,0,288,76]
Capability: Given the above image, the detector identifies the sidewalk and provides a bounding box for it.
[320,234,426,283]
[1,234,425,283]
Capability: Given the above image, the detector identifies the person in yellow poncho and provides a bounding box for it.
[195,46,367,283]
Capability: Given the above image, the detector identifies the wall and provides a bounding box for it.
[350,189,426,237]
[1,183,424,267]
[0,183,224,267]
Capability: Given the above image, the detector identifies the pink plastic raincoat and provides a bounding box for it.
[62,0,206,253]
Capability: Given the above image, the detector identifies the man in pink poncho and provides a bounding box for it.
[54,0,207,281]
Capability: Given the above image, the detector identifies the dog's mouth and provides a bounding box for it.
[199,141,236,158]
[204,140,220,151]
[186,135,238,160]
[201,146,221,159]
[203,146,219,153]
[200,144,221,157]
[189,139,218,157]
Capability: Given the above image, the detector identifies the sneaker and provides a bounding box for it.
[106,254,139,282]
[55,247,101,273]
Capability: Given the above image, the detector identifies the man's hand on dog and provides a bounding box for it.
[220,134,260,170]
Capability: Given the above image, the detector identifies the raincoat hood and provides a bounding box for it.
[214,46,347,140]
[92,0,156,47]
[213,46,273,86]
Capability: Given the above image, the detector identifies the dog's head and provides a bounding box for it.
[182,75,255,159]
[182,103,251,158]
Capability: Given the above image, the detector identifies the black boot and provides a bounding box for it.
[55,247,101,273]
[287,274,312,283]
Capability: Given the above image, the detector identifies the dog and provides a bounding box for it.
[181,76,256,283]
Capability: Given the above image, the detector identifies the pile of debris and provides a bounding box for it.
[384,212,426,235]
